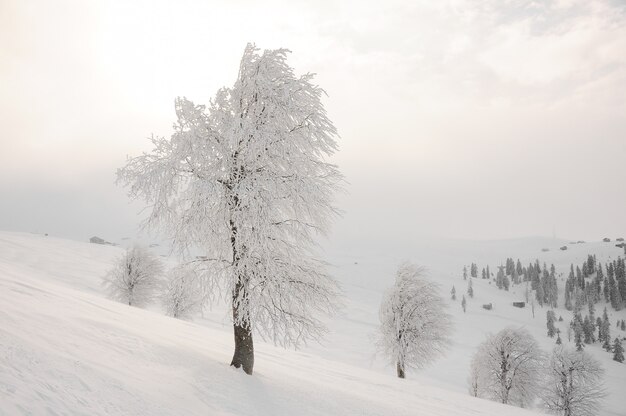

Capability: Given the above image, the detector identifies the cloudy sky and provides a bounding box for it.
[1,0,625,249]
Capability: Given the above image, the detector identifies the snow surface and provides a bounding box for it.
[1,231,625,415]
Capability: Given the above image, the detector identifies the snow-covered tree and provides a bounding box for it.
[469,327,543,407]
[573,314,585,351]
[377,263,452,378]
[161,266,205,319]
[600,307,611,350]
[451,285,456,300]
[547,310,556,338]
[461,295,467,313]
[613,338,624,363]
[468,352,484,397]
[496,266,505,289]
[102,245,163,307]
[540,346,605,416]
[117,44,343,375]
[467,278,474,298]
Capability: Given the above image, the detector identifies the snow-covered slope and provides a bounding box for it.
[1,231,625,415]
[313,237,626,415]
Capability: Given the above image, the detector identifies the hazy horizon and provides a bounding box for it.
[2,0,625,247]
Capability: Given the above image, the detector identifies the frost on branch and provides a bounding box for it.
[102,245,163,307]
[117,44,343,373]
[377,263,452,378]
[161,266,205,320]
[469,327,543,407]
[540,346,605,416]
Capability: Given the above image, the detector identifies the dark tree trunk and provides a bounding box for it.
[230,319,254,374]
[227,190,254,374]
[230,279,254,375]
[396,361,405,378]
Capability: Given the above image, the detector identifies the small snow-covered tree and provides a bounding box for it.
[467,278,474,298]
[547,310,556,338]
[117,44,342,375]
[377,263,452,378]
[582,316,595,344]
[161,266,205,319]
[613,338,624,363]
[469,327,543,407]
[573,314,585,351]
[600,308,611,350]
[451,285,457,300]
[468,352,485,397]
[540,346,605,416]
[102,245,163,307]
[461,295,467,313]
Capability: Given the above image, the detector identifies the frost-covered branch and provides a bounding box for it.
[377,263,452,378]
[117,44,343,374]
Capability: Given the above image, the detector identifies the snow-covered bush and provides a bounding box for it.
[540,346,605,416]
[377,263,451,378]
[102,245,163,307]
[161,266,204,319]
[469,327,543,407]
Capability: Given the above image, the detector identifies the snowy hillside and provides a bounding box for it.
[1,231,625,415]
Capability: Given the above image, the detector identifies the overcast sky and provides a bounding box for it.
[1,0,625,250]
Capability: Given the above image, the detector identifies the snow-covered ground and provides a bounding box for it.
[1,231,625,415]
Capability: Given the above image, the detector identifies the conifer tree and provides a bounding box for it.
[536,283,545,308]
[505,258,512,276]
[467,279,474,298]
[556,331,562,345]
[547,310,556,338]
[462,295,467,313]
[496,266,504,290]
[512,267,519,285]
[621,320,625,331]
[451,285,456,300]
[601,308,611,351]
[583,316,594,344]
[588,303,596,337]
[471,263,478,278]
[564,285,573,311]
[573,314,585,351]
[587,254,596,274]
[463,266,468,280]
[613,338,624,363]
